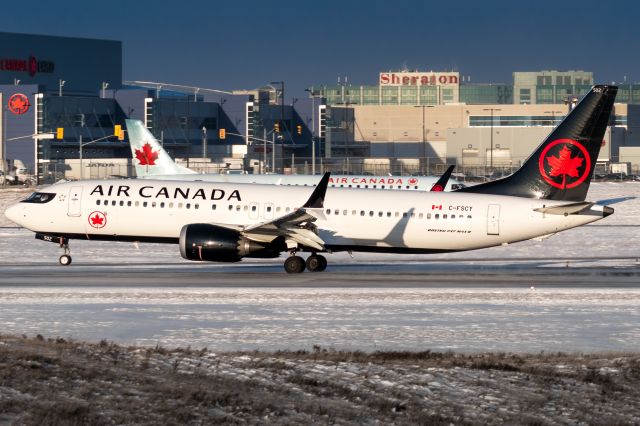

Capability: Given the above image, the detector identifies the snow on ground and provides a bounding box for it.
[0,286,639,353]
[0,183,638,353]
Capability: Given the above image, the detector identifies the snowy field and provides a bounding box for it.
[0,182,639,353]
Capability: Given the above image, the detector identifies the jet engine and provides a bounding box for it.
[179,223,279,262]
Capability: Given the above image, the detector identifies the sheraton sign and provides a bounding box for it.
[379,72,459,87]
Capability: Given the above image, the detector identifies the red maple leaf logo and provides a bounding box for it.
[408,178,418,185]
[88,211,107,228]
[91,214,104,225]
[538,139,591,190]
[135,143,158,166]
[8,94,31,115]
[546,145,584,189]
[431,184,444,192]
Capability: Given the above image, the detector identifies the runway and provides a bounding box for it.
[1,262,639,353]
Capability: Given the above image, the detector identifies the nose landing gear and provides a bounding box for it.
[59,243,72,266]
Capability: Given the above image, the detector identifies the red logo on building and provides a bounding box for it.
[88,211,107,229]
[7,93,31,115]
[538,139,591,189]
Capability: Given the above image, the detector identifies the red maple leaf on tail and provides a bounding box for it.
[135,143,159,166]
[91,214,104,225]
[546,145,584,189]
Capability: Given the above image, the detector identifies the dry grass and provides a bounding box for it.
[1,335,639,425]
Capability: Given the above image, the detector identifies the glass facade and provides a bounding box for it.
[460,85,513,104]
[469,115,565,127]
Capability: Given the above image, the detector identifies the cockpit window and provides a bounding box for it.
[22,192,56,204]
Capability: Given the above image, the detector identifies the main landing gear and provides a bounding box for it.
[283,253,327,274]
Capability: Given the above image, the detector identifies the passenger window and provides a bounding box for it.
[143,201,148,207]
[326,209,331,214]
[343,210,348,216]
[395,212,399,217]
[195,204,199,209]
[160,202,165,208]
[127,201,132,207]
[186,203,191,209]
[435,214,440,219]
[211,204,215,210]
[335,209,339,215]
[151,202,156,208]
[96,200,101,205]
[419,213,423,219]
[467,215,472,219]
[178,203,183,208]
[443,214,448,219]
[276,207,281,212]
[402,212,408,218]
[236,205,241,211]
[378,211,383,217]
[427,213,431,219]
[251,205,256,212]
[360,210,365,216]
[266,206,271,212]
[451,214,455,219]
[111,200,116,206]
[119,201,124,206]
[286,207,291,213]
[135,201,139,207]
[228,205,233,211]
[352,210,356,215]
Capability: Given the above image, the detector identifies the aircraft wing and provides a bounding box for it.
[237,172,331,251]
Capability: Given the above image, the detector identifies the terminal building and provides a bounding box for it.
[0,32,316,184]
[1,31,639,183]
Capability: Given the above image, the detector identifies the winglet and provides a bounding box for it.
[430,165,455,191]
[303,172,331,208]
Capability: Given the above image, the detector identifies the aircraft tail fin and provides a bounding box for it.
[430,165,455,191]
[458,85,617,201]
[125,119,197,177]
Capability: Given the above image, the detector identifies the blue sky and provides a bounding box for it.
[1,0,638,98]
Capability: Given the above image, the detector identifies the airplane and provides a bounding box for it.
[5,85,619,273]
[126,119,466,191]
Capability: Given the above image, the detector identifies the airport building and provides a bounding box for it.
[313,70,640,174]
[0,32,315,183]
[1,31,640,183]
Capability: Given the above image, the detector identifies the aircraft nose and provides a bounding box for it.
[4,203,25,227]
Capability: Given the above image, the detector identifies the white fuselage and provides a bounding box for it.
[6,179,607,254]
[141,173,465,192]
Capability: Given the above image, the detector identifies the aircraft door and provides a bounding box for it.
[67,186,83,217]
[263,202,274,220]
[487,204,500,235]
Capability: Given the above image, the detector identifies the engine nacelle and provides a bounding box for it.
[179,223,278,262]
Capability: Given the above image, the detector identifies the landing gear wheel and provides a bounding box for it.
[59,254,72,266]
[284,256,305,274]
[306,254,327,272]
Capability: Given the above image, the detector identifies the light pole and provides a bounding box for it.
[101,82,109,98]
[414,105,434,174]
[270,80,285,128]
[59,80,65,97]
[482,108,501,170]
[201,126,207,161]
[305,88,318,175]
[544,110,562,127]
